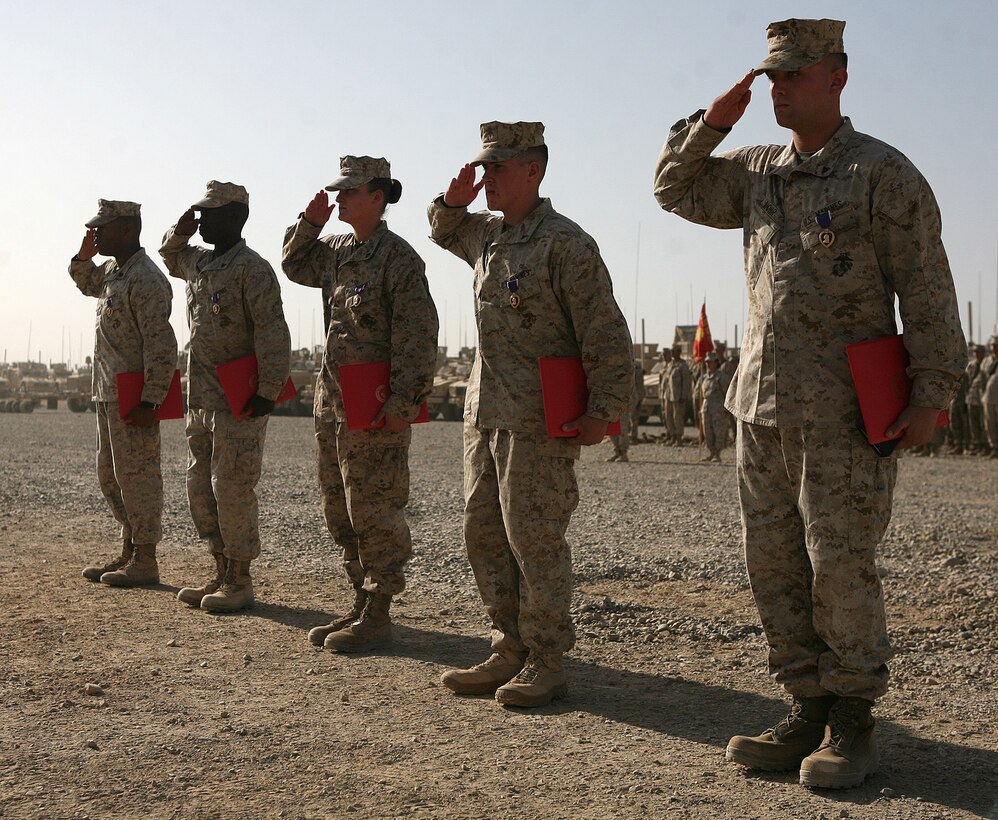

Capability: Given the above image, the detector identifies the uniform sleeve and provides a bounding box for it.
[427,196,499,267]
[131,272,178,405]
[382,249,440,421]
[552,235,633,422]
[69,258,109,297]
[871,164,964,409]
[159,227,204,281]
[244,260,292,401]
[281,217,337,289]
[653,111,749,229]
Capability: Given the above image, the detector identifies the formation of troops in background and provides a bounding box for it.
[66,16,982,796]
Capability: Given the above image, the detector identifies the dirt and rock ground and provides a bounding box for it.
[0,409,995,819]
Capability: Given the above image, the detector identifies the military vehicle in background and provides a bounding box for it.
[427,347,474,421]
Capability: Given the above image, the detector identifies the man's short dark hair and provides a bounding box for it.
[517,144,549,182]
[828,53,848,70]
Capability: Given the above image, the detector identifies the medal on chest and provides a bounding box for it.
[347,283,366,309]
[103,296,114,317]
[506,278,520,309]
[210,292,221,315]
[816,210,835,248]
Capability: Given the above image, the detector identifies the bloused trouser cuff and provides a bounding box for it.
[96,402,163,545]
[186,408,268,561]
[315,417,412,596]
[463,424,579,657]
[736,420,896,702]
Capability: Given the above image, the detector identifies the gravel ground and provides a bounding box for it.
[0,408,995,819]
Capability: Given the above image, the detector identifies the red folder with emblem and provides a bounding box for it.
[538,357,622,438]
[338,361,430,431]
[216,354,297,420]
[845,334,949,445]
[116,369,184,421]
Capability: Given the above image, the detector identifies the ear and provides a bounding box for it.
[526,160,542,184]
[830,67,848,96]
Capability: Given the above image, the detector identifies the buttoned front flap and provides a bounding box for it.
[745,199,781,290]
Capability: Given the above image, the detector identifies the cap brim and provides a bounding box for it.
[191,195,234,209]
[753,51,825,75]
[470,146,528,166]
[324,175,372,191]
[84,214,116,228]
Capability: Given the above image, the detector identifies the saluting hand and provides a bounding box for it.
[704,71,756,131]
[176,208,199,237]
[443,165,484,208]
[304,191,335,228]
[78,229,98,261]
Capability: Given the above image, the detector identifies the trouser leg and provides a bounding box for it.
[106,404,163,546]
[316,417,362,585]
[96,403,131,542]
[210,411,268,561]
[185,409,224,555]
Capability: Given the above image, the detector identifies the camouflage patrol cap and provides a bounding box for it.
[471,121,545,166]
[192,180,250,209]
[85,199,140,228]
[705,352,720,363]
[754,18,846,75]
[325,156,392,191]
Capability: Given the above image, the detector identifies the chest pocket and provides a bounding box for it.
[800,203,861,252]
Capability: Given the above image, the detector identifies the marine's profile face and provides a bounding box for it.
[766,59,845,131]
[94,218,128,257]
[481,159,534,214]
[335,185,381,227]
[195,207,224,244]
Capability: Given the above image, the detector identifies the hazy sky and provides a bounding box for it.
[2,0,996,368]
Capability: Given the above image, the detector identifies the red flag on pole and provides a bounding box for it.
[693,302,713,362]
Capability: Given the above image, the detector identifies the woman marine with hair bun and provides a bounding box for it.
[282,156,439,652]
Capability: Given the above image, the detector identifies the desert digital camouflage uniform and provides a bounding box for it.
[946,370,969,451]
[965,353,986,451]
[160,216,291,562]
[282,216,438,594]
[70,205,176,549]
[428,195,632,657]
[655,111,964,700]
[663,355,691,441]
[698,367,731,455]
[980,344,998,454]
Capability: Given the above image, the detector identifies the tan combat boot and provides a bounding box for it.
[177,554,226,607]
[100,543,159,587]
[200,558,254,613]
[307,585,368,646]
[441,651,525,695]
[323,592,392,652]
[726,695,836,771]
[799,697,877,789]
[495,653,568,708]
[82,539,133,582]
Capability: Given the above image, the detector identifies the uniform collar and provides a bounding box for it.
[494,199,554,245]
[773,117,855,179]
[345,220,389,263]
[107,248,147,279]
[202,238,247,270]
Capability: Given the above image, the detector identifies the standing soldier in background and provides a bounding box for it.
[654,19,964,788]
[979,335,998,458]
[696,351,730,462]
[965,344,986,454]
[428,121,632,707]
[663,343,692,445]
[160,181,291,613]
[629,359,644,445]
[945,365,969,455]
[282,156,438,651]
[608,360,642,462]
[656,346,672,437]
[71,200,177,588]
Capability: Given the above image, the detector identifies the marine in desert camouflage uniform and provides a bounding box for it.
[160,181,291,613]
[71,200,177,588]
[696,351,730,462]
[282,156,438,651]
[429,121,632,707]
[654,19,964,788]
[965,345,986,454]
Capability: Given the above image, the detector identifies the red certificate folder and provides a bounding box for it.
[338,361,430,431]
[538,357,621,438]
[215,354,297,420]
[116,369,184,421]
[845,334,949,445]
